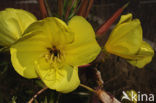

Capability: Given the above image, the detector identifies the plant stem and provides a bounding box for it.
[85,0,94,18]
[79,84,96,93]
[65,0,76,20]
[44,0,53,17]
[78,0,88,17]
[80,84,121,103]
[58,0,63,17]
[38,0,48,18]
[28,87,48,103]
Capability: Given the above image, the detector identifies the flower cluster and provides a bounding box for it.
[0,8,154,93]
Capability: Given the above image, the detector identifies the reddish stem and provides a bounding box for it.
[65,0,76,20]
[38,0,48,18]
[85,0,94,18]
[28,87,48,103]
[96,3,129,36]
[58,0,63,17]
[78,0,88,17]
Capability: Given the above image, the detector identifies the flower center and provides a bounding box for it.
[45,46,64,68]
[48,46,60,57]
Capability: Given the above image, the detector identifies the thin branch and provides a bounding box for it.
[80,67,121,103]
[97,89,121,103]
[94,68,121,103]
[80,84,121,103]
[95,68,104,87]
[28,87,48,103]
[38,0,48,18]
[80,84,96,93]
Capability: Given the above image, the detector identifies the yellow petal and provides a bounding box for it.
[0,8,37,46]
[117,13,132,25]
[65,16,101,66]
[24,17,74,46]
[105,14,142,59]
[35,57,80,93]
[128,41,154,68]
[10,33,50,78]
[10,17,74,78]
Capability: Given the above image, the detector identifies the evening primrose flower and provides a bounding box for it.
[10,16,101,93]
[104,13,154,68]
[0,8,37,46]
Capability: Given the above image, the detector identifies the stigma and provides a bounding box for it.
[47,46,60,57]
[45,46,63,67]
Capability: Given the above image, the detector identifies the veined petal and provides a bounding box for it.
[105,15,142,59]
[10,33,50,78]
[128,41,154,68]
[65,16,101,66]
[0,8,37,46]
[35,57,80,93]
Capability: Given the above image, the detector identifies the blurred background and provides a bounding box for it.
[0,0,156,103]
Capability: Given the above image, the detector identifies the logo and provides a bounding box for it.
[121,90,155,102]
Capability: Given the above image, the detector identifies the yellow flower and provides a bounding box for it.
[104,13,154,68]
[0,8,37,46]
[10,16,101,93]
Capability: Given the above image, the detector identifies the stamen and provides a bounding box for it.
[47,46,62,61]
[46,46,65,69]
